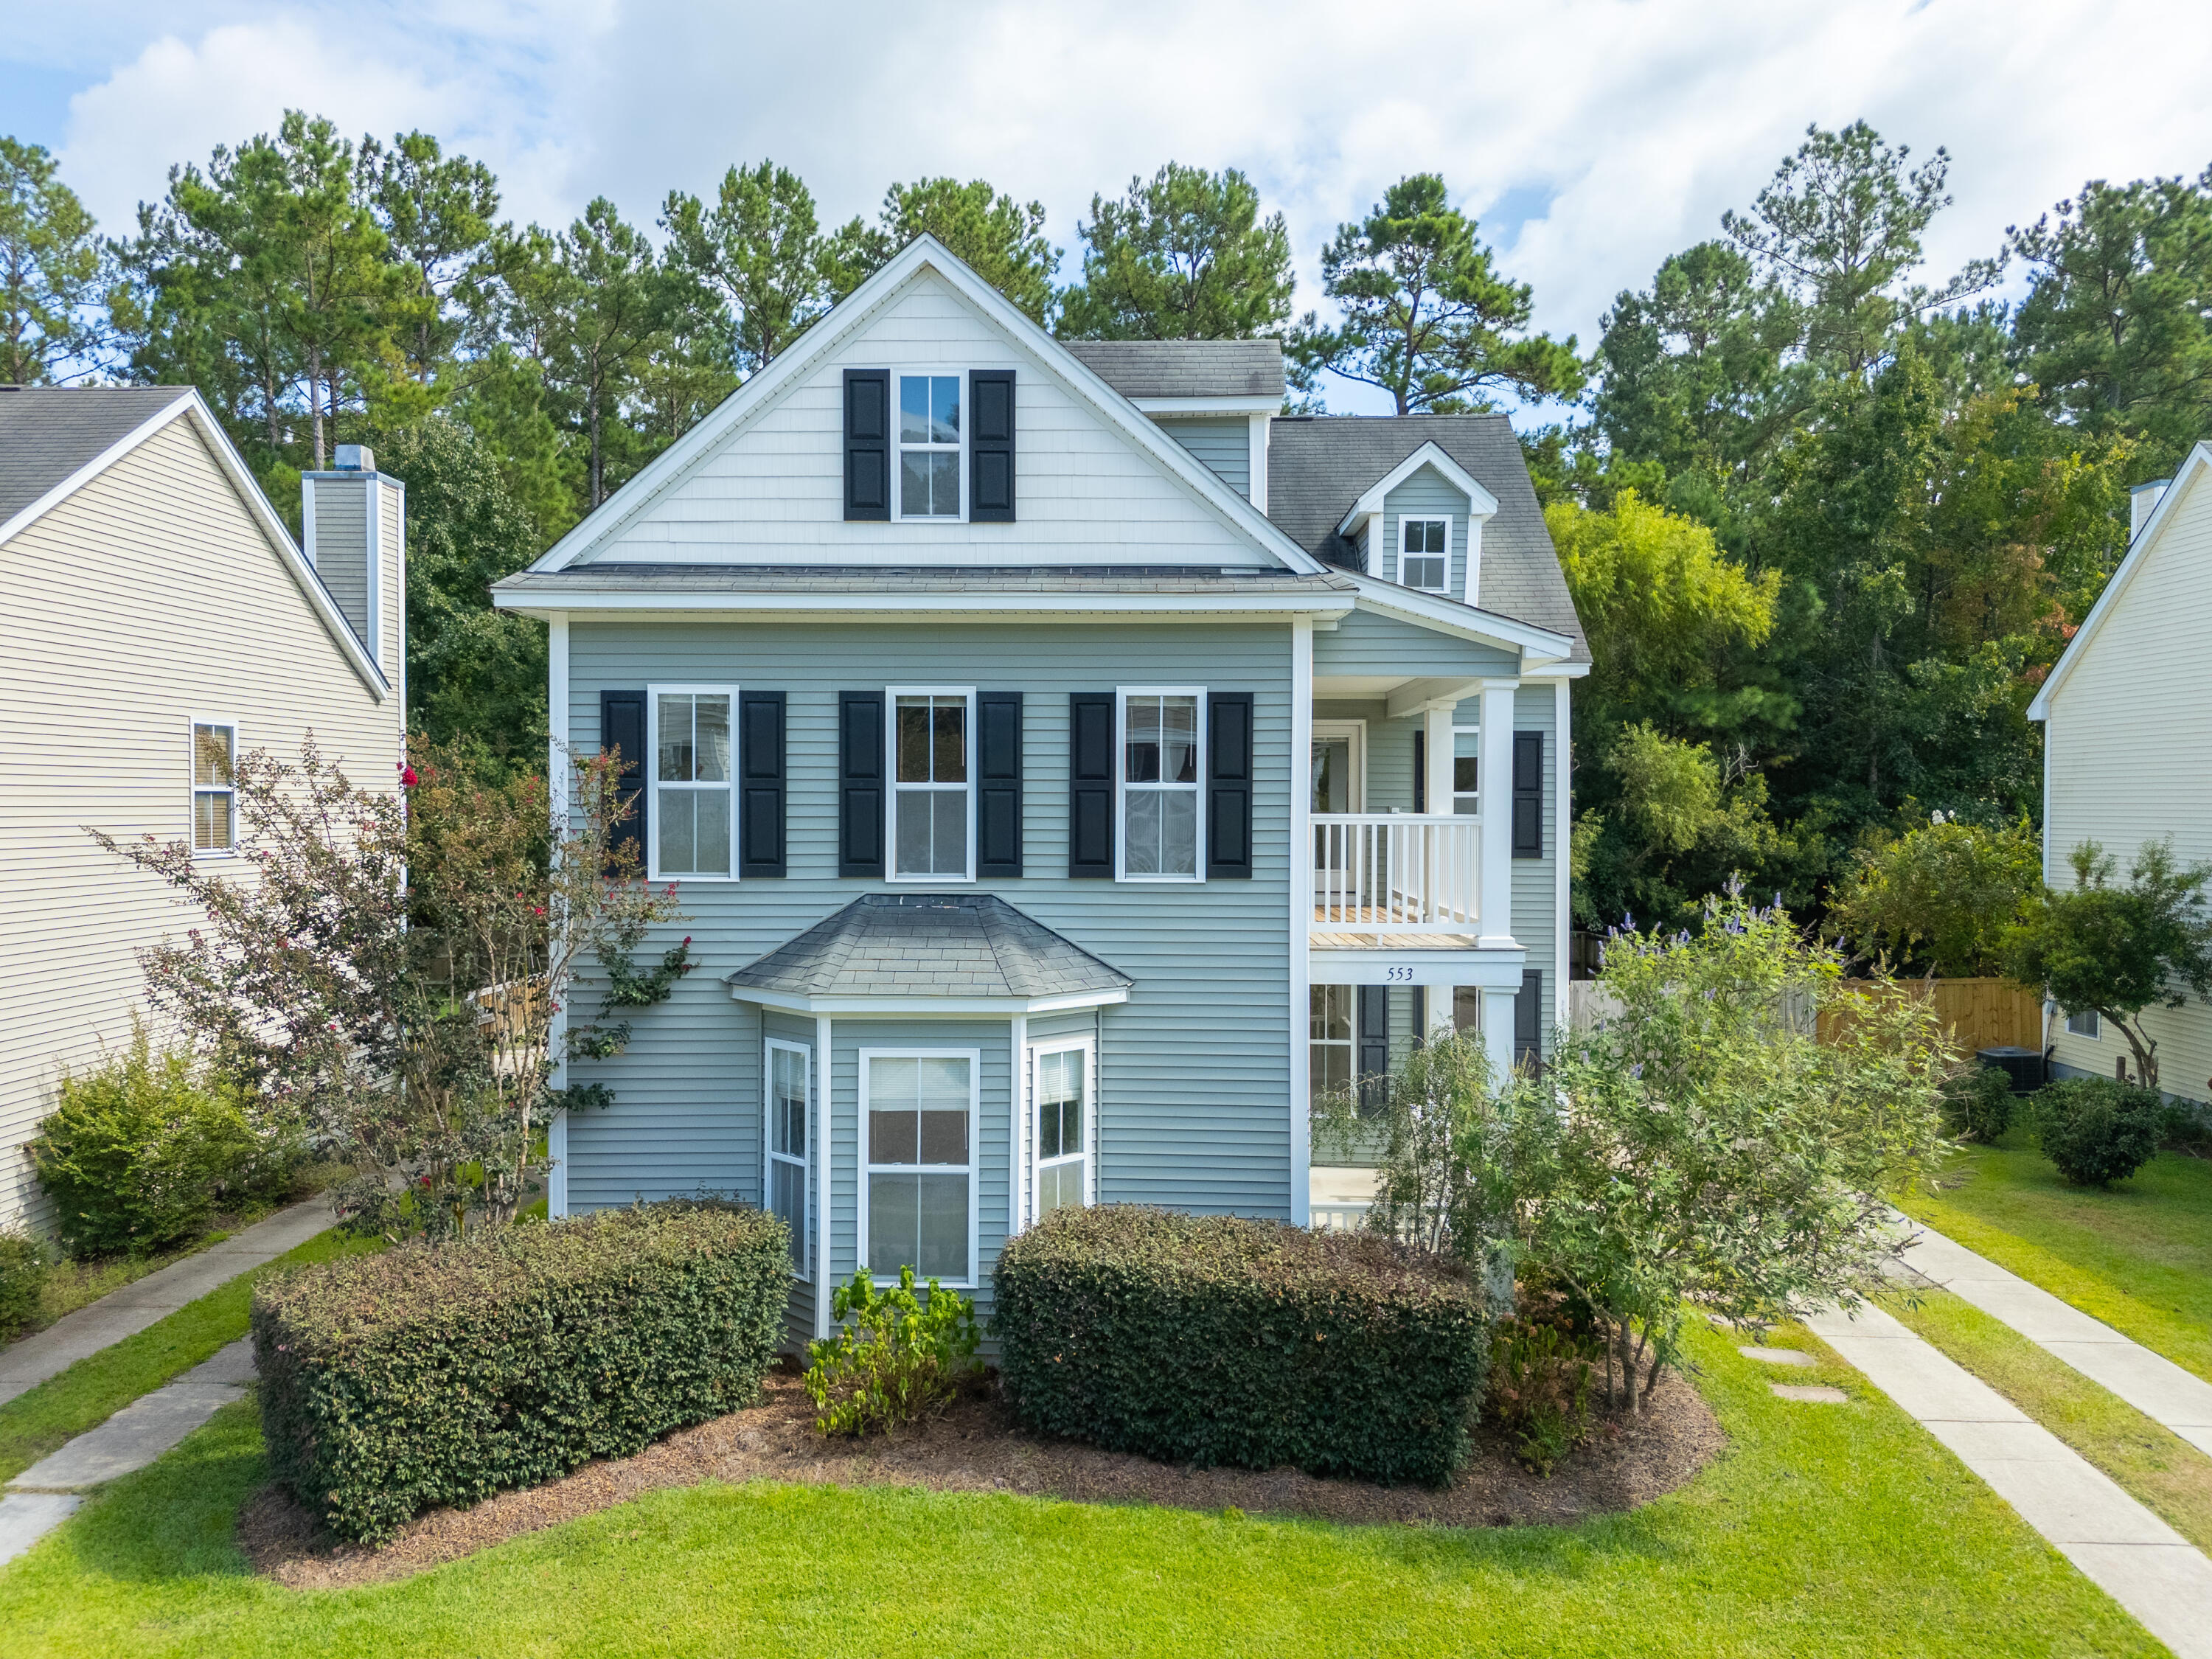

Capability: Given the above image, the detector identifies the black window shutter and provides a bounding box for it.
[977,691,1023,877]
[1206,691,1253,879]
[970,369,1016,523]
[738,691,786,877]
[838,691,886,877]
[1068,692,1115,878]
[1515,970,1544,1071]
[1356,986,1390,1113]
[600,689,647,873]
[844,369,890,522]
[1512,729,1544,858]
[1412,728,1427,813]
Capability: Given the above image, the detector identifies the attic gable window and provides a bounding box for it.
[898,374,962,519]
[1399,518,1449,592]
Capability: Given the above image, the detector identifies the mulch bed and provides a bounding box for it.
[238,1365,1724,1589]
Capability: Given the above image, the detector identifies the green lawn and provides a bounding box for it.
[1899,1131,2212,1383]
[1887,1287,2212,1553]
[0,1228,377,1485]
[0,1322,2161,1658]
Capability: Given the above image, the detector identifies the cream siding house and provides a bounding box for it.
[2028,442,2212,1102]
[0,388,407,1230]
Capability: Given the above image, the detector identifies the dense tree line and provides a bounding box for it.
[5,117,2209,927]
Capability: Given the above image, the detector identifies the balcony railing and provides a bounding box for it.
[1311,813,1481,942]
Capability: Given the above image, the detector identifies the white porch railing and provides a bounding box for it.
[1311,813,1481,939]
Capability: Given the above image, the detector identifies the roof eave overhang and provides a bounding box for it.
[1133,395,1279,416]
[493,586,1357,623]
[726,984,1132,1016]
[1343,572,1576,666]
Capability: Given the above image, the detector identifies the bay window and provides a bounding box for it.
[862,1051,977,1284]
[1034,1043,1089,1218]
[767,1040,810,1275]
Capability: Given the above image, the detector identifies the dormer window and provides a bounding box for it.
[898,374,962,519]
[1399,518,1449,592]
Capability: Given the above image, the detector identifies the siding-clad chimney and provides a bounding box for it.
[2130,478,2171,544]
[302,446,404,683]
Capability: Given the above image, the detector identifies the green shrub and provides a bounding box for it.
[251,1199,790,1544]
[0,1227,46,1340]
[1941,1064,2017,1143]
[2034,1078,2163,1187]
[1486,1292,1603,1475]
[805,1266,981,1436]
[29,1029,283,1257]
[993,1206,1488,1486]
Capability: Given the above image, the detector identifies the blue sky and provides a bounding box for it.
[7,1,2211,420]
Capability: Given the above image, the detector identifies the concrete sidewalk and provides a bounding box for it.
[1804,1298,2212,1659]
[0,1197,329,1411]
[1899,1221,2212,1458]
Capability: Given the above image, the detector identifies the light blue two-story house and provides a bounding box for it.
[492,236,1587,1340]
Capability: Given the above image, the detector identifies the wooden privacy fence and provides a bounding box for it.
[1817,977,2045,1055]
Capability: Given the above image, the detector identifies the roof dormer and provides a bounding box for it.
[1333,441,1500,607]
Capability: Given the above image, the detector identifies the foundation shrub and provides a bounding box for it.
[2033,1078,2163,1187]
[1486,1286,1604,1475]
[804,1266,981,1436]
[1942,1064,2017,1144]
[0,1228,46,1340]
[993,1206,1488,1486]
[251,1198,788,1544]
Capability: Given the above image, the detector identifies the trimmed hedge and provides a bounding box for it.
[993,1206,1488,1486]
[0,1227,44,1341]
[252,1200,789,1543]
[2034,1077,2163,1187]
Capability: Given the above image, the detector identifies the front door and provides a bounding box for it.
[1310,721,1365,814]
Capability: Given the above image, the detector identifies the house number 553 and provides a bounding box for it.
[1384,967,1414,982]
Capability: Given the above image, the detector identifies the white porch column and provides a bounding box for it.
[1478,680,1518,950]
[1290,616,1315,1227]
[1481,987,1517,1081]
[1009,1015,1027,1239]
[1423,704,1455,815]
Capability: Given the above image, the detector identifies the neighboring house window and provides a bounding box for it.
[192,721,237,854]
[767,1040,810,1276]
[1452,726,1478,816]
[1310,984,1352,1106]
[1119,688,1203,880]
[2066,1009,2101,1040]
[651,688,737,878]
[1399,517,1449,591]
[889,688,973,879]
[862,1051,976,1284]
[898,373,962,519]
[1034,1044,1090,1218]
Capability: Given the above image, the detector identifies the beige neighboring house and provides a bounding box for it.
[0,386,406,1231]
[2029,441,2212,1102]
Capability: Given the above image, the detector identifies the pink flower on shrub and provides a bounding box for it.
[399,763,420,787]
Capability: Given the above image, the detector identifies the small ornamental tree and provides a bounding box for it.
[1529,885,1952,1413]
[2003,840,2212,1092]
[90,737,686,1239]
[1828,813,2045,978]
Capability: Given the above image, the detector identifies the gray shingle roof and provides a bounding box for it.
[1064,340,1284,401]
[0,386,192,532]
[496,564,1353,597]
[1265,414,1587,661]
[726,893,1132,1001]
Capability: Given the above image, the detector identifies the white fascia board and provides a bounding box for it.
[492,588,1357,622]
[1308,947,1526,988]
[1385,677,1486,720]
[1344,572,1574,664]
[0,390,389,700]
[2028,440,2212,723]
[1133,395,1281,417]
[728,984,1130,1017]
[1334,442,1502,537]
[532,234,1326,578]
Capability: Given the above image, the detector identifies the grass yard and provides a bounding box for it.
[0,1228,378,1484]
[1899,1130,2212,1383]
[1885,1287,2212,1553]
[0,1321,2162,1658]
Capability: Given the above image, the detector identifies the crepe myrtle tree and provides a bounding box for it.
[2004,839,2212,1092]
[90,735,689,1239]
[1528,884,1952,1413]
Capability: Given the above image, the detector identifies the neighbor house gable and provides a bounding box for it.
[533,237,1324,575]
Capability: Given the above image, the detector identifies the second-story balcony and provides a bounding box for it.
[1310,813,1482,947]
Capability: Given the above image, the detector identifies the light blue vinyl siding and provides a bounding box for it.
[1315,607,1517,679]
[1382,465,1472,597]
[1310,700,1421,813]
[1161,417,1250,498]
[563,620,1296,1241]
[1510,683,1560,1056]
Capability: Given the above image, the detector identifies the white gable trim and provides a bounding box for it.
[2028,441,2212,722]
[0,389,389,699]
[1343,571,1578,667]
[1132,394,1281,416]
[1333,441,1501,538]
[494,587,1355,622]
[532,235,1326,577]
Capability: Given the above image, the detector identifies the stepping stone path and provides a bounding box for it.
[1770,1384,1849,1403]
[1740,1346,1816,1368]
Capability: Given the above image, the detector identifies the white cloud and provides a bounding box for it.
[41,0,2212,415]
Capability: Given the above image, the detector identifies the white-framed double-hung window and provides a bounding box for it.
[888,687,973,880]
[191,720,238,855]
[1451,725,1479,817]
[896,372,963,520]
[765,1040,811,1276]
[1399,517,1449,592]
[650,686,737,880]
[1117,688,1203,880]
[860,1050,978,1285]
[1032,1040,1092,1220]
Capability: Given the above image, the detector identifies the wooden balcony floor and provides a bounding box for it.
[1311,905,1477,950]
